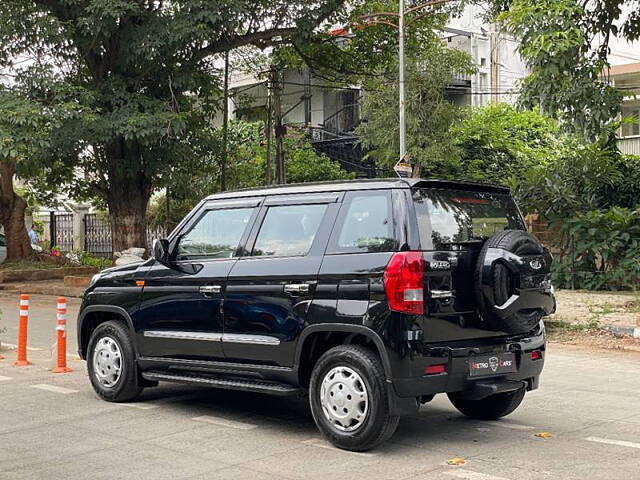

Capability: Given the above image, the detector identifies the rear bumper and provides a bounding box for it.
[390,329,546,399]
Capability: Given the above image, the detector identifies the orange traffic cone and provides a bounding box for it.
[14,294,32,366]
[52,297,72,373]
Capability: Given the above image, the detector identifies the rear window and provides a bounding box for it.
[413,188,524,250]
[327,190,396,254]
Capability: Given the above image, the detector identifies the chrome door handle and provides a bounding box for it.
[284,283,310,294]
[199,285,222,295]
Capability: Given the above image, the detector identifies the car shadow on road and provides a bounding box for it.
[133,384,517,450]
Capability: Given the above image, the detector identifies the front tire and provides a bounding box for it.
[309,345,399,452]
[87,320,143,402]
[447,387,525,420]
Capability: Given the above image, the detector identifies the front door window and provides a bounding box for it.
[176,207,256,260]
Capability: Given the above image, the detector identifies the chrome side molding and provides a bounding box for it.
[222,334,281,346]
[143,330,222,342]
[143,330,280,346]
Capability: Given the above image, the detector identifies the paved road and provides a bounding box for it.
[1,293,639,479]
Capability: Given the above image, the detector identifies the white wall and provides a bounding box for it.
[447,4,529,106]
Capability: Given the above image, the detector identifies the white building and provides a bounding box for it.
[606,27,640,156]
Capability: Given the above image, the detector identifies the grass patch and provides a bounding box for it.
[544,314,603,338]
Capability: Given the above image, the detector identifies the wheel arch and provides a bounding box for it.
[78,306,137,360]
[294,324,393,388]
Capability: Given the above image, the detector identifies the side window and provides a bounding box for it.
[176,207,255,260]
[328,191,395,253]
[252,204,327,257]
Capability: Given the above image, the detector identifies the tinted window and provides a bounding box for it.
[252,204,327,257]
[413,189,524,250]
[176,207,255,260]
[0,234,5,247]
[330,192,395,253]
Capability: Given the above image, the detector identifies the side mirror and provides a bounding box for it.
[152,238,170,263]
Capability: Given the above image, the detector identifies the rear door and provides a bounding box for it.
[137,199,261,360]
[412,187,526,342]
[223,193,341,366]
[310,189,399,326]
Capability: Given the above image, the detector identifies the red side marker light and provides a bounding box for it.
[424,364,447,375]
[531,350,542,361]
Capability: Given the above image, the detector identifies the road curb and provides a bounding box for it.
[603,324,640,338]
[0,282,85,298]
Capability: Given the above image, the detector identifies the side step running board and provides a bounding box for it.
[141,370,301,397]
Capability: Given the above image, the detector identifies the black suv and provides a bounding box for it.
[77,178,555,451]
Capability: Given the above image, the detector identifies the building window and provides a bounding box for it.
[621,106,640,137]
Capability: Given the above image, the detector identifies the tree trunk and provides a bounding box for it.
[105,138,152,254]
[0,160,35,261]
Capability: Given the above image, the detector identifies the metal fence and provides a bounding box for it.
[50,213,74,252]
[37,210,166,258]
[84,213,113,258]
[146,225,167,254]
[83,213,166,258]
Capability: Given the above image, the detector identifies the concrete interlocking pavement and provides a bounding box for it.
[1,293,639,479]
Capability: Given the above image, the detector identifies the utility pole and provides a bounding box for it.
[265,71,274,185]
[398,0,406,163]
[272,67,286,184]
[221,50,229,191]
[358,0,453,177]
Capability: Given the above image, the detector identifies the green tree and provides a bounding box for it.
[358,41,476,176]
[481,0,639,139]
[514,126,640,218]
[452,103,559,184]
[148,122,353,230]
[0,91,53,260]
[0,0,350,251]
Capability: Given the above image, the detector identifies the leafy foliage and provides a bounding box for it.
[514,126,640,218]
[452,103,559,185]
[148,121,353,229]
[283,0,454,83]
[491,0,627,139]
[0,0,355,249]
[72,250,114,270]
[358,40,476,175]
[552,207,640,290]
[0,88,71,259]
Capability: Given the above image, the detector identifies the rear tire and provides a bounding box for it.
[447,387,525,420]
[87,320,143,402]
[309,345,399,452]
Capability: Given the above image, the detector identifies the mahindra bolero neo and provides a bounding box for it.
[77,179,555,451]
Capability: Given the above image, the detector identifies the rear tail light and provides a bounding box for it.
[383,251,424,315]
[531,350,543,361]
[424,364,447,375]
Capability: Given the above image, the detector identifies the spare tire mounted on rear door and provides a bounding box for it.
[474,230,555,334]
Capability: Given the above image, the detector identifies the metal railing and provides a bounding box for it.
[321,98,361,136]
[618,136,640,155]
